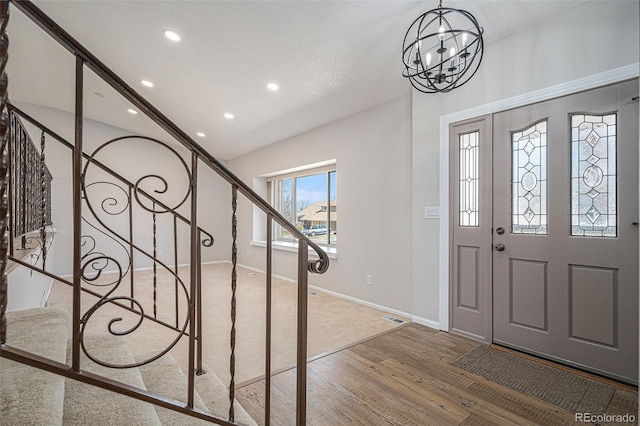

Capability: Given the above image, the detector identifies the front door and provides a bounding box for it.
[492,80,639,383]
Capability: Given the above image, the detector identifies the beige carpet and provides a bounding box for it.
[452,345,616,414]
[1,307,69,426]
[47,262,409,386]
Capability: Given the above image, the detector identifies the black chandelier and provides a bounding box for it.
[402,0,484,94]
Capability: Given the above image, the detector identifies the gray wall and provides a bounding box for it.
[227,95,413,313]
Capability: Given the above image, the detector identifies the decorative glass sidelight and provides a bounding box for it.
[459,131,479,227]
[512,120,547,234]
[570,113,617,237]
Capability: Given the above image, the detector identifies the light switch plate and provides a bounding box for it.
[424,206,440,219]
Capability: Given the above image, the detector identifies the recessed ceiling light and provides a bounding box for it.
[141,80,154,88]
[164,30,181,42]
[224,113,234,119]
[267,82,279,91]
[127,108,138,115]
[196,132,206,138]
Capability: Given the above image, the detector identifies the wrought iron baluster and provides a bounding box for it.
[129,186,134,309]
[0,0,9,345]
[265,214,273,426]
[7,111,13,256]
[296,238,309,426]
[71,55,84,372]
[187,152,198,408]
[196,227,203,375]
[19,122,25,248]
[174,215,178,329]
[152,202,157,318]
[39,130,46,269]
[229,184,238,422]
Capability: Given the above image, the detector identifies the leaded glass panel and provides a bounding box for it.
[570,113,616,237]
[512,120,547,234]
[459,131,479,227]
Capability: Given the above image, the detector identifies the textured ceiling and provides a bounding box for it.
[8,1,588,160]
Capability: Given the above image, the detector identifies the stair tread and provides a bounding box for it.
[135,351,212,425]
[1,307,69,426]
[63,333,162,426]
[193,363,258,426]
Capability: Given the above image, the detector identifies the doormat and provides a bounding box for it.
[451,345,615,414]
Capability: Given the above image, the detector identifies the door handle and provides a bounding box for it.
[494,243,505,251]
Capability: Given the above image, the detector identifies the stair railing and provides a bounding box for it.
[0,1,330,426]
[8,103,216,372]
[8,104,53,267]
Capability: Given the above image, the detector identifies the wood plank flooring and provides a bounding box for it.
[236,324,638,426]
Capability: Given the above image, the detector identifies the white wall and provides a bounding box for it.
[227,95,413,313]
[411,0,640,324]
[13,103,231,278]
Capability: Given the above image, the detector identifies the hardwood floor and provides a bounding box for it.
[236,324,638,426]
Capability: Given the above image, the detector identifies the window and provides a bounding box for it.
[459,131,479,227]
[570,113,617,237]
[511,119,547,235]
[268,164,337,245]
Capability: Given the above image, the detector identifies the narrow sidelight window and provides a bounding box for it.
[459,131,479,227]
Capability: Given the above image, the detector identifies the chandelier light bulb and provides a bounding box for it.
[438,25,445,41]
[462,32,468,47]
[449,47,456,58]
[426,52,432,66]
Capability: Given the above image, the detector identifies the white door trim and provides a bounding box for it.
[438,63,640,331]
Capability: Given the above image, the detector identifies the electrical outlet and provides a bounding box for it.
[366,275,372,286]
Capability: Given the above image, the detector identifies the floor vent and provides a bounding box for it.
[383,315,406,324]
[308,291,317,295]
[248,272,257,276]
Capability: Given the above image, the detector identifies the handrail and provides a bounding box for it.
[10,0,329,274]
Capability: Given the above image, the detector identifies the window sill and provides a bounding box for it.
[250,240,338,259]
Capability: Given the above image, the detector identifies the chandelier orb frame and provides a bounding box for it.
[402,1,484,94]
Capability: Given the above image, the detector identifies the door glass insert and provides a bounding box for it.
[512,120,547,234]
[570,113,617,237]
[459,131,479,227]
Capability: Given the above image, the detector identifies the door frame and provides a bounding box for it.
[439,63,639,331]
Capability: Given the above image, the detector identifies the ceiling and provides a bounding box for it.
[8,0,589,160]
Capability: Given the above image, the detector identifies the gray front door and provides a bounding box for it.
[492,80,639,383]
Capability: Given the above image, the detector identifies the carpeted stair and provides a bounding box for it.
[2,307,257,425]
[1,307,69,426]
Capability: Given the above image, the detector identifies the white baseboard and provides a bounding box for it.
[410,315,440,330]
[236,261,441,331]
[235,261,297,284]
[42,278,54,307]
[59,260,226,279]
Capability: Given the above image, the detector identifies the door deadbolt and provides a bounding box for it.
[496,227,505,235]
[494,243,505,251]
